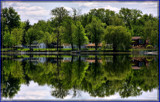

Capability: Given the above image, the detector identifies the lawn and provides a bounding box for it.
[1,48,157,52]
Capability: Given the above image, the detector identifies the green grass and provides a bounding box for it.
[17,55,30,58]
[1,48,13,51]
[1,47,157,52]
[17,48,30,51]
[33,48,57,51]
[33,55,57,58]
[130,48,157,51]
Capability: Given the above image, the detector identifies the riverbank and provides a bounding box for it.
[1,50,158,55]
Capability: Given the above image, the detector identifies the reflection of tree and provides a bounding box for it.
[25,60,57,85]
[2,56,158,99]
[82,55,106,96]
[2,60,23,98]
[51,56,89,98]
[2,74,21,98]
[118,56,158,98]
[104,55,132,80]
[51,86,69,99]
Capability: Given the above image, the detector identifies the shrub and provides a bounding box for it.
[146,45,153,49]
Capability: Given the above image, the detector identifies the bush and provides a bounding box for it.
[146,45,153,49]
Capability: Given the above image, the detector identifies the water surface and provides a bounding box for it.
[1,55,158,101]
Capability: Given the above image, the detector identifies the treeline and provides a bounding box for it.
[2,7,158,51]
[2,55,158,98]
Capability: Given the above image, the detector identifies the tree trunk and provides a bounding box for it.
[71,43,74,51]
[71,55,73,63]
[57,29,59,51]
[113,44,117,52]
[79,44,81,51]
[57,38,59,51]
[30,42,31,51]
[59,40,61,51]
[95,43,98,51]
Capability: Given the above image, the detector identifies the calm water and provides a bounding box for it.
[1,55,158,100]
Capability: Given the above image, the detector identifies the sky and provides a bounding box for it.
[2,81,158,100]
[2,1,158,25]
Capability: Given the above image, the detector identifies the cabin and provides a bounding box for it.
[13,45,24,50]
[63,43,86,49]
[63,44,77,49]
[85,43,112,49]
[27,41,46,48]
[132,36,149,48]
[85,43,102,48]
[132,37,145,46]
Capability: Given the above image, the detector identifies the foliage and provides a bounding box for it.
[62,18,75,50]
[73,21,88,50]
[2,7,20,33]
[104,26,131,51]
[10,28,23,47]
[86,17,105,50]
[1,55,158,99]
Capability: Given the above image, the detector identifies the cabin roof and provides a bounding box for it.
[86,43,102,47]
[132,36,142,40]
[13,45,23,48]
[63,43,71,46]
[132,66,141,69]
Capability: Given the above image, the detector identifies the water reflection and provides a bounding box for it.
[2,55,158,100]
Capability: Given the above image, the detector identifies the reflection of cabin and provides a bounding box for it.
[131,57,149,70]
[85,57,102,63]
[27,41,46,48]
[24,57,46,64]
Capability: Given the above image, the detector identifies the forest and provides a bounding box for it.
[2,7,158,51]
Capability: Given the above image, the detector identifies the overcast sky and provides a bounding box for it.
[2,81,158,100]
[2,1,158,25]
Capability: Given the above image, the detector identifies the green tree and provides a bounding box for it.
[10,28,23,47]
[3,31,12,48]
[51,7,69,26]
[62,18,76,50]
[73,21,88,50]
[86,17,105,50]
[41,32,52,49]
[22,20,31,45]
[51,7,69,50]
[25,28,42,50]
[143,20,158,47]
[104,26,131,51]
[119,8,142,29]
[2,7,20,33]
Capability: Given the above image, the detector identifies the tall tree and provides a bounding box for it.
[51,7,69,50]
[25,28,42,50]
[62,18,75,51]
[10,28,23,47]
[143,19,158,47]
[51,7,69,26]
[22,20,31,45]
[41,32,52,49]
[104,26,131,51]
[3,31,11,48]
[86,17,105,50]
[73,21,88,50]
[2,7,20,33]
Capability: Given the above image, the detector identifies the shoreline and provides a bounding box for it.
[1,50,158,55]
